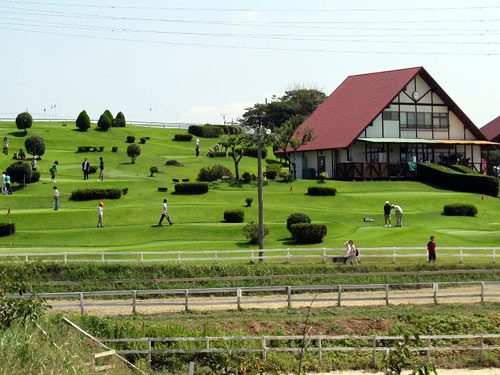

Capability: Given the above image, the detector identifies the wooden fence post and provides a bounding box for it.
[322,249,326,264]
[286,286,292,309]
[184,290,189,312]
[101,252,105,262]
[237,288,242,311]
[371,336,377,366]
[392,248,397,264]
[261,337,267,359]
[385,284,390,306]
[147,339,152,366]
[188,362,195,375]
[337,285,342,307]
[433,283,438,305]
[318,338,323,369]
[480,335,484,362]
[426,338,432,361]
[132,290,137,314]
[459,248,464,264]
[480,282,485,304]
[63,253,67,263]
[79,292,85,315]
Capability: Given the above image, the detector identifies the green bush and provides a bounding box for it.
[198,164,232,182]
[188,124,224,138]
[208,151,226,158]
[97,113,112,131]
[443,203,478,217]
[243,147,268,158]
[24,136,46,157]
[286,213,312,233]
[77,146,101,153]
[166,160,183,167]
[75,110,91,131]
[114,111,126,127]
[127,144,141,164]
[150,166,159,176]
[265,164,281,179]
[417,163,498,197]
[88,166,97,174]
[6,161,32,184]
[69,188,121,201]
[28,170,40,183]
[174,182,209,194]
[0,223,15,236]
[290,223,327,244]
[15,112,32,134]
[111,146,118,153]
[278,169,292,182]
[174,134,193,141]
[243,222,269,244]
[245,197,253,207]
[224,210,245,223]
[448,164,480,175]
[139,137,147,144]
[126,136,135,143]
[307,186,337,196]
[241,172,255,183]
[318,171,329,181]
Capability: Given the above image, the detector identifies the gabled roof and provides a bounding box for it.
[481,116,500,141]
[293,67,485,152]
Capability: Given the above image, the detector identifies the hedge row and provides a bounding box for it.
[290,223,327,244]
[69,188,122,201]
[188,124,241,138]
[0,223,15,237]
[173,134,193,141]
[286,213,311,232]
[307,186,337,196]
[174,182,209,194]
[77,146,104,153]
[417,163,498,197]
[224,210,244,223]
[443,203,478,217]
[448,164,480,175]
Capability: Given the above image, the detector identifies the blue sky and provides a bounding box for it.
[0,0,499,127]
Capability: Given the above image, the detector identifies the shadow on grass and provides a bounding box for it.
[8,131,27,137]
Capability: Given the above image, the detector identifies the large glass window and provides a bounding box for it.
[382,111,399,121]
[399,111,448,130]
[433,113,449,128]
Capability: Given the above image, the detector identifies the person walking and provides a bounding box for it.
[82,158,90,180]
[384,201,392,227]
[427,236,437,263]
[1,171,6,195]
[4,173,12,195]
[98,157,104,181]
[53,186,60,210]
[3,136,9,155]
[49,161,58,183]
[392,204,403,227]
[345,240,359,265]
[158,198,173,226]
[97,201,104,227]
[31,156,37,171]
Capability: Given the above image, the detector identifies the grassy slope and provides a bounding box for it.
[0,121,499,253]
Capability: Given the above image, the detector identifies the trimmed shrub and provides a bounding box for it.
[443,203,478,217]
[24,136,46,157]
[286,213,312,233]
[28,170,40,183]
[318,171,329,181]
[241,172,255,183]
[150,166,159,176]
[244,147,268,158]
[111,146,118,153]
[0,223,15,237]
[114,111,126,127]
[418,162,498,197]
[245,197,253,207]
[139,137,147,144]
[224,210,244,223]
[97,113,112,131]
[243,222,269,245]
[174,134,193,141]
[278,169,292,182]
[88,166,97,174]
[16,112,32,134]
[197,164,233,182]
[174,182,209,194]
[98,146,104,152]
[127,144,141,164]
[126,136,135,143]
[69,188,121,201]
[104,109,113,121]
[6,161,32,184]
[265,164,281,180]
[308,186,337,196]
[290,223,327,244]
[76,110,91,131]
[166,160,183,167]
[207,151,226,158]
[121,188,128,195]
[77,146,100,153]
[188,124,224,138]
[448,164,480,175]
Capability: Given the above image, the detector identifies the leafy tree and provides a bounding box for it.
[6,161,32,186]
[126,143,141,164]
[24,135,46,157]
[15,112,33,135]
[97,112,112,131]
[114,111,126,127]
[75,110,91,131]
[104,109,113,121]
[223,133,253,180]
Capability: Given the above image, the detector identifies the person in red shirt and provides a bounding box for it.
[427,236,437,263]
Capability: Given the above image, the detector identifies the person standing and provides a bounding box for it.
[50,161,58,183]
[427,236,437,263]
[392,204,403,227]
[158,198,173,226]
[384,201,392,227]
[98,157,104,181]
[195,138,200,157]
[82,158,90,180]
[53,186,60,210]
[3,136,9,155]
[97,201,104,227]
[4,173,12,195]
[31,156,37,171]
[1,171,6,195]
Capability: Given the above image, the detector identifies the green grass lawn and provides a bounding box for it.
[0,121,499,254]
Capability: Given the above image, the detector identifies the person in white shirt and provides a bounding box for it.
[392,205,403,227]
[97,202,104,227]
[344,240,359,265]
[1,172,6,195]
[158,198,173,226]
[53,186,60,210]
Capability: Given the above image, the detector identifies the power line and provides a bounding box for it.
[2,25,499,56]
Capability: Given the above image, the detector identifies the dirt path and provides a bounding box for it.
[47,284,500,315]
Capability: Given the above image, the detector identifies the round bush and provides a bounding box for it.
[114,111,126,127]
[127,144,141,164]
[290,223,327,244]
[443,203,478,217]
[286,213,312,233]
[243,222,269,245]
[111,146,118,152]
[174,134,193,141]
[166,160,183,167]
[88,166,98,174]
[197,164,232,182]
[16,112,32,133]
[28,170,40,183]
[97,113,112,131]
[224,210,244,223]
[126,136,135,143]
[174,182,209,194]
[6,161,32,184]
[0,223,15,237]
[307,186,337,196]
[76,110,91,131]
[24,135,46,157]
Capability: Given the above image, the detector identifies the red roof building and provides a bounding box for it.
[290,67,498,179]
[481,116,500,142]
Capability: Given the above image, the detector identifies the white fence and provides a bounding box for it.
[0,247,498,264]
[100,333,500,367]
[13,281,500,315]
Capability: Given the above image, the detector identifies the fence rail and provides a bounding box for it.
[99,333,500,366]
[12,281,500,315]
[0,247,498,264]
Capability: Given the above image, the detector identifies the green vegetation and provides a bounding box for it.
[114,111,126,128]
[15,112,32,134]
[24,135,45,157]
[290,223,328,243]
[443,203,478,217]
[75,110,91,131]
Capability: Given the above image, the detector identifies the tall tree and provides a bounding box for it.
[222,133,253,180]
[15,112,33,135]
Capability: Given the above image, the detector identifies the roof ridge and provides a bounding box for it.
[347,66,422,79]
